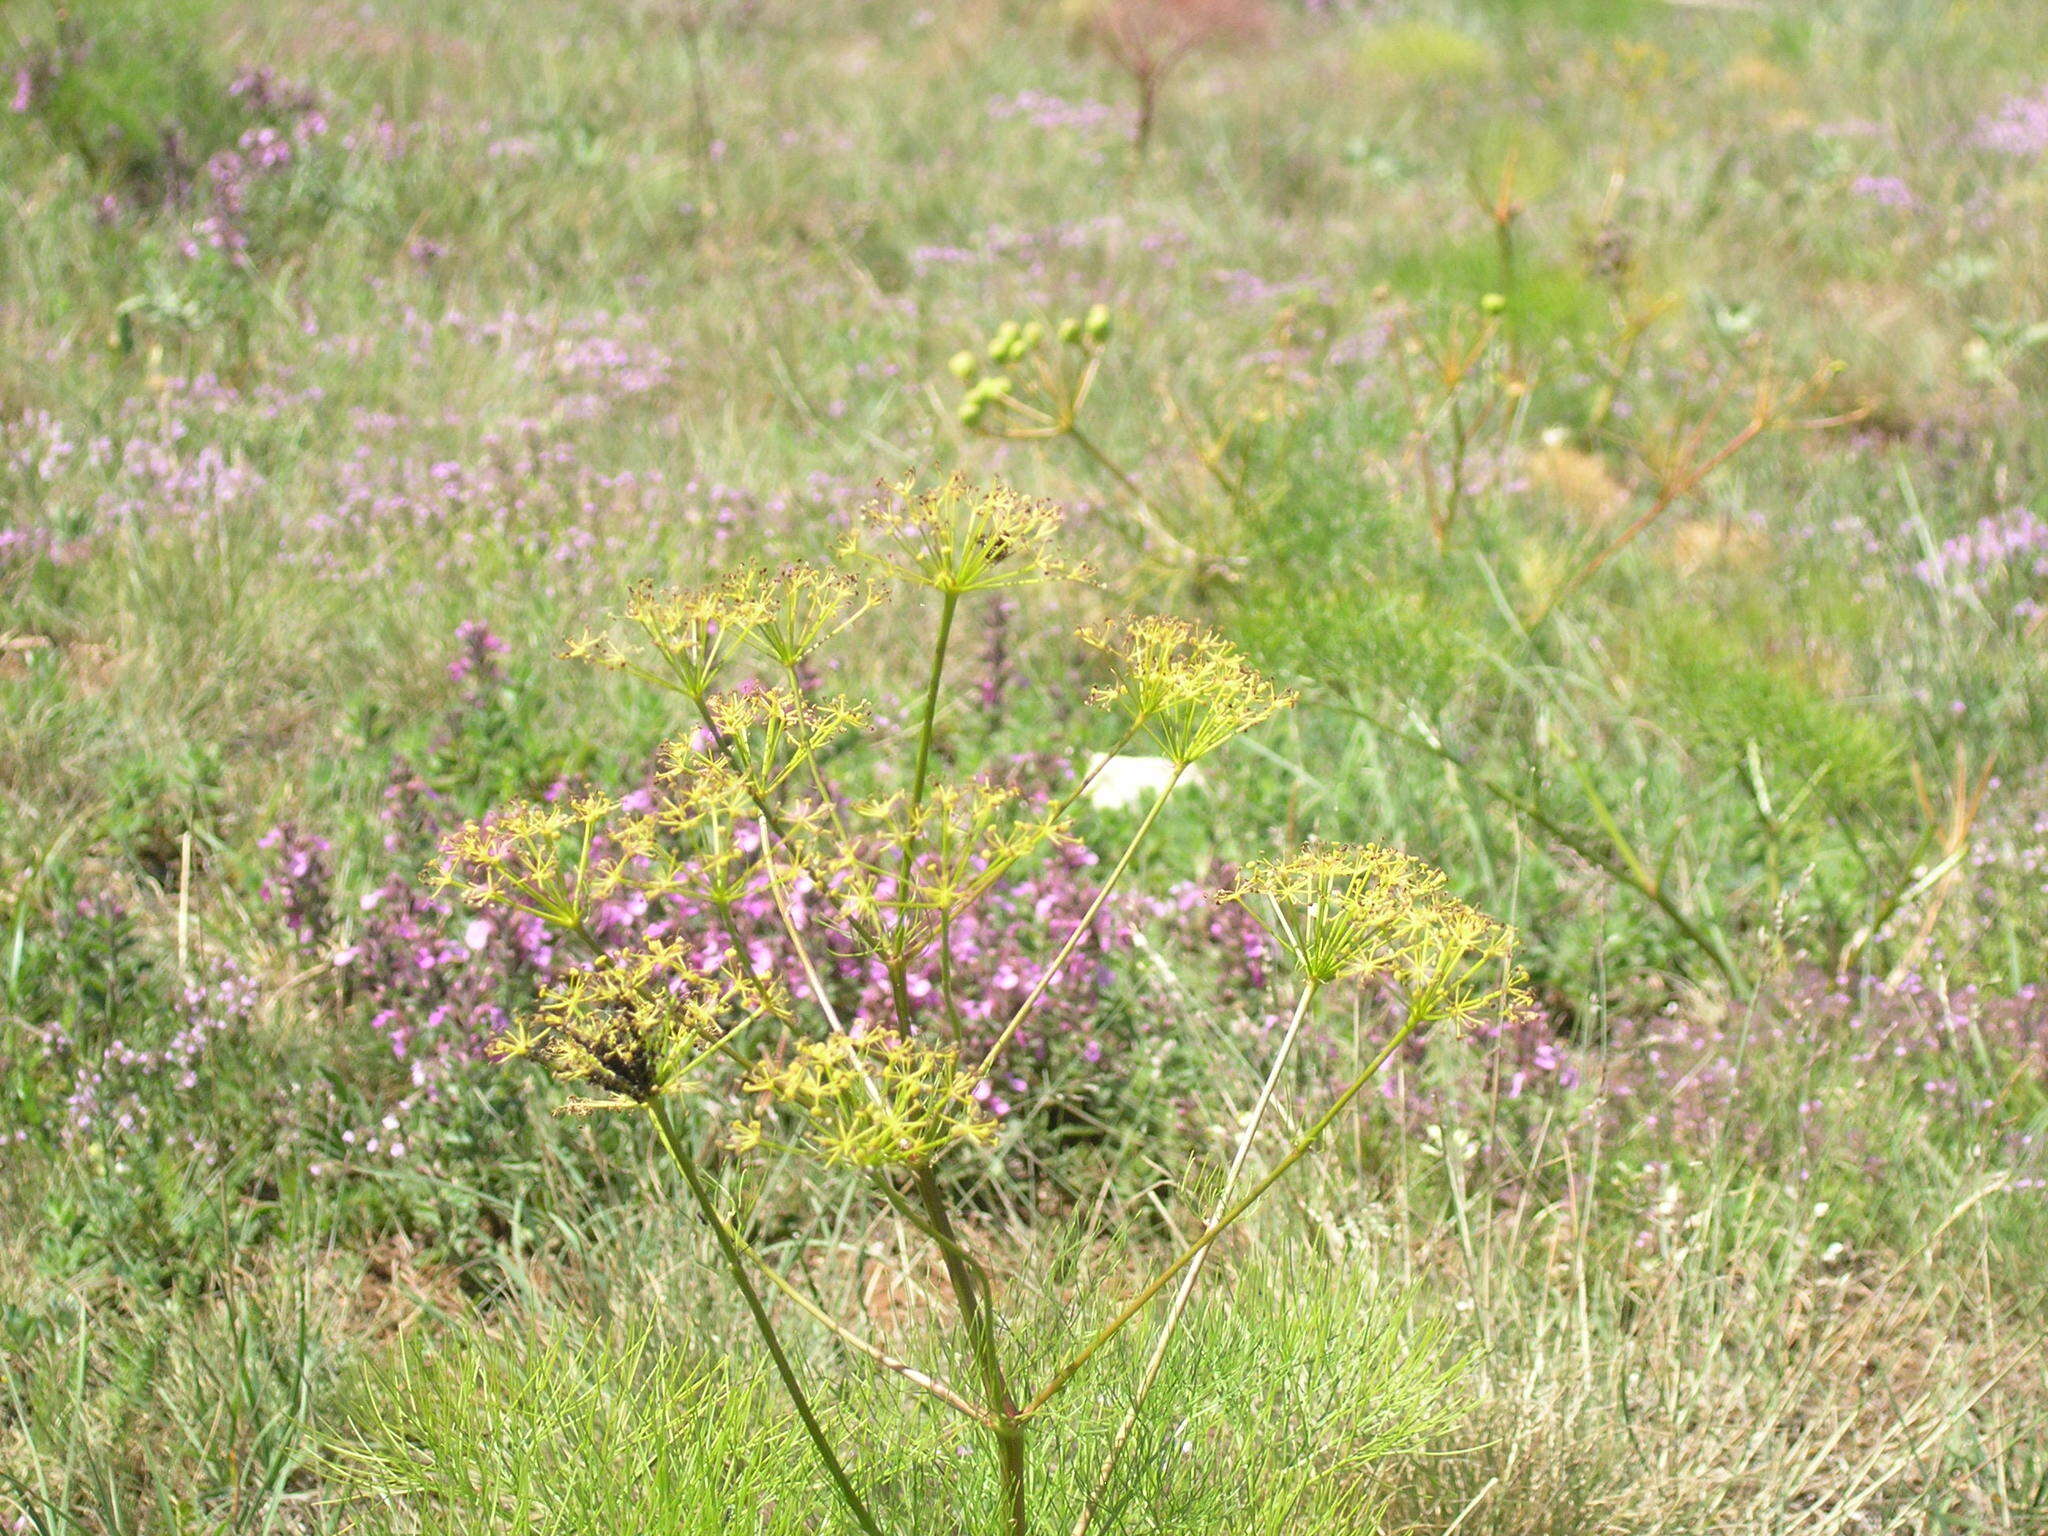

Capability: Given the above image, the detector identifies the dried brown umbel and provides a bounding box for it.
[1083,0,1269,159]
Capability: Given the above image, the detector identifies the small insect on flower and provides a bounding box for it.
[842,473,1091,594]
[431,794,628,934]
[739,1031,995,1168]
[496,943,791,1115]
[1081,615,1296,767]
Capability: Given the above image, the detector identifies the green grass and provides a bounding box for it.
[5,0,2048,1530]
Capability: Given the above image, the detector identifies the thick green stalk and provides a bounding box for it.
[1071,981,1321,1535]
[914,1165,1028,1536]
[647,1104,885,1536]
[911,589,961,808]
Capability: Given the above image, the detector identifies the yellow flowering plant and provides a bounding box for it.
[435,473,1524,1536]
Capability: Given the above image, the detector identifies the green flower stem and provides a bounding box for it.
[1071,979,1322,1536]
[913,1165,1028,1536]
[911,589,961,809]
[1022,1002,1431,1420]
[717,1201,988,1424]
[788,661,856,843]
[1063,426,1193,561]
[971,765,1184,1082]
[1038,721,1144,827]
[647,1103,886,1536]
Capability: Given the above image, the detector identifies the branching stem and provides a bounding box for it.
[1071,980,1321,1534]
[1024,1002,1429,1419]
[646,1103,885,1536]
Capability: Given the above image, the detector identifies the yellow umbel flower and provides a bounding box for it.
[740,1032,995,1168]
[1220,843,1527,1027]
[432,794,624,933]
[562,573,770,703]
[842,473,1090,594]
[660,687,871,800]
[727,563,883,670]
[1081,616,1295,766]
[499,945,789,1114]
[1397,894,1530,1032]
[1218,843,1446,984]
[790,781,1072,966]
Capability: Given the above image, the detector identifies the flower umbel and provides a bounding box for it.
[563,574,769,703]
[739,1031,995,1168]
[498,944,789,1114]
[1218,843,1448,984]
[1082,616,1295,766]
[664,687,872,800]
[1221,842,1527,1027]
[842,473,1089,594]
[432,794,633,933]
[792,781,1073,967]
[731,563,883,670]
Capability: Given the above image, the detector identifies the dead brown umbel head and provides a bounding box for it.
[1080,0,1269,159]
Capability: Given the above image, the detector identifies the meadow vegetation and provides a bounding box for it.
[4,0,2048,1531]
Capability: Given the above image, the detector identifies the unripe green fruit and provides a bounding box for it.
[948,349,979,381]
[1480,292,1508,315]
[1083,303,1112,341]
[1057,316,1083,345]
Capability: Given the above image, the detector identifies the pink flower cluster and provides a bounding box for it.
[1911,507,2048,621]
[1973,84,2048,157]
[52,957,260,1162]
[985,90,1125,135]
[183,77,330,262]
[262,726,1277,1167]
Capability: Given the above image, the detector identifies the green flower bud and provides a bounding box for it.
[1083,303,1112,342]
[1480,292,1508,315]
[984,375,1013,398]
[1020,320,1045,351]
[948,349,979,381]
[1057,316,1083,345]
[958,398,986,426]
[988,320,1020,362]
